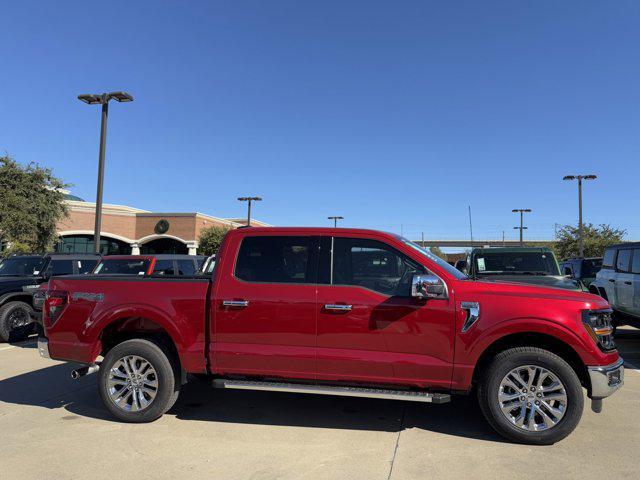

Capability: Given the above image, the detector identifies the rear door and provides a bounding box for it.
[316,235,455,388]
[615,248,634,312]
[211,234,319,380]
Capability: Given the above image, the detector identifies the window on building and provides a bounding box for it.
[57,235,131,255]
[235,236,313,283]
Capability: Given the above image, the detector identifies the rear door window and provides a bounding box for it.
[235,236,316,284]
[153,260,175,275]
[616,249,632,273]
[177,259,196,276]
[50,260,74,275]
[77,259,98,274]
[632,249,640,274]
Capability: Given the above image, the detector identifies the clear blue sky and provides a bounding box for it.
[1,1,639,243]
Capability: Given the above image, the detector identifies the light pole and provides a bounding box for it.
[328,216,343,227]
[563,175,597,257]
[238,197,262,226]
[78,91,133,253]
[512,209,532,246]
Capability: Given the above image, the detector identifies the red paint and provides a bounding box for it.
[44,227,619,393]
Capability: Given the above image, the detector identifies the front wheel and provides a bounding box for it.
[477,347,583,445]
[98,339,180,423]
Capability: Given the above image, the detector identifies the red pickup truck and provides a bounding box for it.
[38,227,624,444]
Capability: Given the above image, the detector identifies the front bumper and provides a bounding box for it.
[37,337,50,359]
[588,357,624,399]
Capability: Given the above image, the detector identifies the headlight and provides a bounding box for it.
[582,309,616,351]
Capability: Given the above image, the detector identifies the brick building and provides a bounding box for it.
[55,194,269,255]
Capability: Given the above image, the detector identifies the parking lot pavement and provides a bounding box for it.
[1,331,638,480]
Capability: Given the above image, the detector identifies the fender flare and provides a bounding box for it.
[0,291,35,307]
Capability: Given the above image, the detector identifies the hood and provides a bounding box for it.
[474,274,584,291]
[0,276,41,294]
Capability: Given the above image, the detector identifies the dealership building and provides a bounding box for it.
[55,193,269,255]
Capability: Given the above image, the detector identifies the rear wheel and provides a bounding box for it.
[0,301,34,342]
[477,347,583,445]
[98,339,180,422]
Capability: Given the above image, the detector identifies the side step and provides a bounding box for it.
[213,379,451,404]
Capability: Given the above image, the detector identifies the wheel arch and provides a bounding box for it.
[471,332,590,391]
[0,292,34,307]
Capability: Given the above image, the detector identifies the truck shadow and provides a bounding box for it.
[0,362,504,443]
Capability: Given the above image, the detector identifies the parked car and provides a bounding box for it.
[0,253,99,341]
[93,255,202,276]
[589,243,640,328]
[559,258,602,287]
[38,227,623,445]
[458,247,584,291]
[199,255,216,274]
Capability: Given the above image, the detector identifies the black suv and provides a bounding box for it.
[0,253,100,342]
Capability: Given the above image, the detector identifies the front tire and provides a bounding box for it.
[98,339,180,423]
[0,301,34,342]
[477,347,583,445]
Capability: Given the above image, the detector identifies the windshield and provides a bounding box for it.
[0,257,46,276]
[94,259,151,275]
[582,259,602,277]
[399,238,468,280]
[474,251,560,275]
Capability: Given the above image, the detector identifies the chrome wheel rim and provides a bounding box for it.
[107,355,158,412]
[8,307,29,328]
[497,365,567,431]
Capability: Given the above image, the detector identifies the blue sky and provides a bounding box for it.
[1,1,639,243]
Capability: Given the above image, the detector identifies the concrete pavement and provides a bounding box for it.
[1,329,638,480]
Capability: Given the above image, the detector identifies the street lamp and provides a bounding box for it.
[563,174,597,257]
[512,209,532,246]
[237,197,262,226]
[328,216,344,227]
[78,91,134,253]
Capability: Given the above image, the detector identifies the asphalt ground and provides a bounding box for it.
[1,328,638,480]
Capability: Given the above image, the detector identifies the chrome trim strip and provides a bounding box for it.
[324,304,353,311]
[587,357,624,398]
[215,379,451,403]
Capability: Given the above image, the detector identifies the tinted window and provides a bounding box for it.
[616,249,632,272]
[632,250,640,274]
[332,238,425,296]
[235,236,313,283]
[77,259,98,274]
[603,248,616,268]
[153,260,175,275]
[473,251,560,276]
[0,257,45,276]
[581,259,602,277]
[95,259,151,275]
[177,259,196,276]
[50,260,74,275]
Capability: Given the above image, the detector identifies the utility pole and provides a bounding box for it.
[237,197,262,226]
[327,216,343,227]
[512,209,532,246]
[563,175,597,257]
[77,91,134,253]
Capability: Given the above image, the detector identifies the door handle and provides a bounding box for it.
[222,300,249,308]
[324,304,352,312]
[609,279,616,283]
[624,281,632,285]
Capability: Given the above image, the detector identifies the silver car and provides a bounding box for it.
[589,242,640,328]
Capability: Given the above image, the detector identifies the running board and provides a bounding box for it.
[213,379,450,404]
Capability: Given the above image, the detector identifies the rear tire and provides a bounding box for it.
[0,301,34,342]
[477,347,583,445]
[98,339,180,423]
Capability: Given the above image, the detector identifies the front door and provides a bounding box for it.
[316,236,455,389]
[212,235,319,380]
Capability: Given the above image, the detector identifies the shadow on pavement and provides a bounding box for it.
[616,327,640,369]
[0,362,504,443]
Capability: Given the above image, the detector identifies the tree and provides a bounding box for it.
[553,223,626,260]
[198,225,232,255]
[429,246,447,261]
[0,156,69,253]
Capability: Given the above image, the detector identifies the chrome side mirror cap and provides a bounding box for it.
[411,273,447,299]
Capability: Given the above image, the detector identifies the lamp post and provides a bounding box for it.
[512,209,532,246]
[237,197,262,226]
[563,175,597,257]
[327,216,343,227]
[78,91,133,253]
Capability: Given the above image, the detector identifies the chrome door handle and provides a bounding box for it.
[609,279,616,283]
[222,300,249,307]
[625,281,632,285]
[324,304,352,312]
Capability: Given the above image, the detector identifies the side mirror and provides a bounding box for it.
[411,273,447,299]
